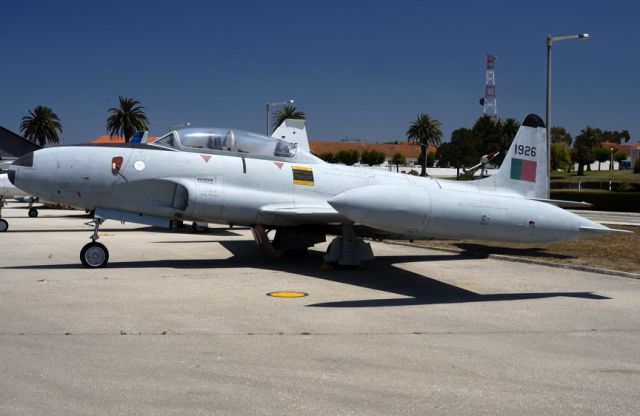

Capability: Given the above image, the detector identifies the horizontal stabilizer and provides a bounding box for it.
[530,198,592,208]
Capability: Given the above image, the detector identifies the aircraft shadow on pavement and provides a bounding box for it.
[3,240,609,307]
[454,243,574,260]
[5,226,243,237]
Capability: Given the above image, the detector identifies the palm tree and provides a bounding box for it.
[20,105,62,146]
[574,126,602,176]
[272,105,305,131]
[406,113,442,176]
[106,96,149,143]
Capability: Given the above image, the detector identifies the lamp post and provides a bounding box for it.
[546,33,589,196]
[266,99,294,135]
[610,147,614,171]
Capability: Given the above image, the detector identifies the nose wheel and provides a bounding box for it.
[80,217,109,268]
[0,196,7,232]
[27,197,39,218]
[80,242,109,268]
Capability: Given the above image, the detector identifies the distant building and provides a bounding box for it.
[595,142,639,170]
[309,141,437,165]
[0,125,40,159]
[91,135,126,144]
[90,135,156,144]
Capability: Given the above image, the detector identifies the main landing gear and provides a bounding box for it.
[80,217,109,268]
[0,196,8,232]
[324,224,374,267]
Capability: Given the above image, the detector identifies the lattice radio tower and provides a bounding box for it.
[481,54,497,122]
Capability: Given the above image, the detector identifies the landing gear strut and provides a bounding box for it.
[324,224,374,267]
[27,197,38,218]
[80,217,109,268]
[0,196,7,232]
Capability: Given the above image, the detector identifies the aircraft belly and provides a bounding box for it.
[191,175,224,220]
[104,179,189,218]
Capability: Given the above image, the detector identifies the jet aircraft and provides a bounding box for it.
[0,173,40,231]
[7,114,623,268]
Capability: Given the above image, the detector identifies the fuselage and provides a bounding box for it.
[10,143,602,244]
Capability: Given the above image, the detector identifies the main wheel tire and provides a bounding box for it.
[0,219,7,232]
[80,242,109,268]
[28,208,38,218]
[285,247,310,257]
[192,222,208,233]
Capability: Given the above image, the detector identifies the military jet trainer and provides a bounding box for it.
[8,114,622,268]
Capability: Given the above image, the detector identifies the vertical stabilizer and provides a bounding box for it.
[271,119,309,151]
[479,114,547,198]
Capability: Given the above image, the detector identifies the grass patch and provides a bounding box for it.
[409,226,640,274]
[551,170,640,183]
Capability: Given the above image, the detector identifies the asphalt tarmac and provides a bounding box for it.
[1,205,639,415]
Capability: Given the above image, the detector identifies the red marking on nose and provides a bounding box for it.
[274,162,283,169]
[201,155,212,163]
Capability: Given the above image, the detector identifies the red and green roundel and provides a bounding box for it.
[510,158,537,182]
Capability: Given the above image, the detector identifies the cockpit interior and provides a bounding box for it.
[151,128,298,159]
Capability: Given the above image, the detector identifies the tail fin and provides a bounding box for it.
[271,119,309,152]
[479,114,548,198]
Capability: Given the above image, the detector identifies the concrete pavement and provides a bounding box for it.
[1,205,639,415]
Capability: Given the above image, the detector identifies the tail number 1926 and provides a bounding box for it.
[515,145,536,157]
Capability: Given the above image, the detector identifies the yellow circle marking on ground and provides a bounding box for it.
[267,291,308,298]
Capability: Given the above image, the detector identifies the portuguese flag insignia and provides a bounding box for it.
[510,158,537,182]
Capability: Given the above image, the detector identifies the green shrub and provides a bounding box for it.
[360,150,386,166]
[317,152,336,163]
[335,149,360,165]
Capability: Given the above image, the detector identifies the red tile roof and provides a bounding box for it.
[90,135,156,144]
[600,142,640,157]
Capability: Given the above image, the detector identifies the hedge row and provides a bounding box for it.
[551,181,640,192]
[550,190,640,212]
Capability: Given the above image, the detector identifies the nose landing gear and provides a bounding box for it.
[27,197,38,218]
[0,196,7,232]
[80,217,109,268]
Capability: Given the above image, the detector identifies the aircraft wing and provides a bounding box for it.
[258,203,344,223]
[0,158,17,171]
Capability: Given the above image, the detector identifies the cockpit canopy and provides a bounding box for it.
[152,127,298,159]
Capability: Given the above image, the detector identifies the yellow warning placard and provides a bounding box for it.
[292,166,314,186]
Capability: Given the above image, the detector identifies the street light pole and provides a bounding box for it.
[610,147,614,171]
[545,33,589,197]
[266,99,294,136]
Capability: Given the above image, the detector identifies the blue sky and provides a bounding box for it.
[1,0,638,144]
